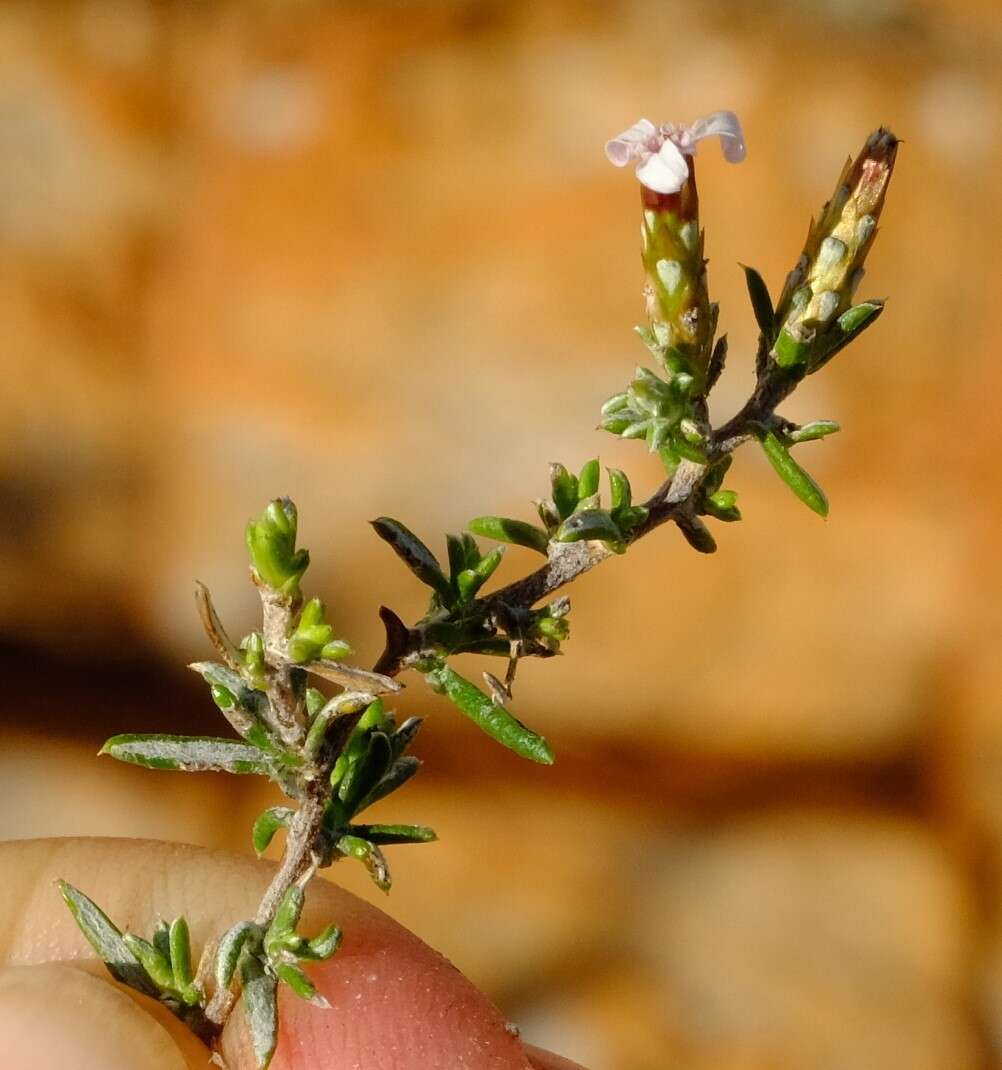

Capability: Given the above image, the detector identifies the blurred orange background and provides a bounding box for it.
[2,1,1001,1067]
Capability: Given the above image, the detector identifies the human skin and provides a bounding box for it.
[0,839,587,1070]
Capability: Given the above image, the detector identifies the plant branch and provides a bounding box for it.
[374,363,800,679]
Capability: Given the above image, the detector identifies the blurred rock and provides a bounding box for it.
[641,813,977,1070]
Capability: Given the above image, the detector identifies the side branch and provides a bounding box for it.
[374,370,793,680]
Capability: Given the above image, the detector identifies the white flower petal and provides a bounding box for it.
[689,110,746,163]
[635,139,690,194]
[605,118,658,166]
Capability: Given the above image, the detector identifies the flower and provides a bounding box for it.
[605,111,746,194]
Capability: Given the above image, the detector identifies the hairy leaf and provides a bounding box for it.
[468,516,549,555]
[100,734,271,775]
[426,665,553,765]
[240,954,278,1069]
[252,807,296,855]
[57,881,159,998]
[758,429,829,517]
[370,517,451,597]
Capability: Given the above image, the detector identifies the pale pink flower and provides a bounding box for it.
[605,111,746,194]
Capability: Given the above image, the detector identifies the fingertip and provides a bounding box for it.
[524,1044,590,1070]
[222,918,532,1070]
[0,963,210,1070]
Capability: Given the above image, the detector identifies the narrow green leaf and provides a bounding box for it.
[426,665,553,765]
[349,823,437,845]
[240,954,278,1069]
[272,887,305,936]
[100,734,270,775]
[445,533,467,583]
[787,420,840,443]
[215,921,260,990]
[370,517,451,597]
[274,962,327,1005]
[391,717,423,757]
[607,468,632,513]
[121,934,174,991]
[169,917,194,990]
[758,430,829,517]
[153,920,171,966]
[303,924,342,961]
[355,756,422,812]
[811,299,885,370]
[741,264,776,340]
[338,731,393,814]
[456,568,481,602]
[252,807,296,855]
[473,545,504,581]
[550,463,578,520]
[57,881,159,998]
[577,458,600,500]
[468,517,549,555]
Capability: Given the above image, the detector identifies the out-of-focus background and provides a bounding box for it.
[1,0,1000,1066]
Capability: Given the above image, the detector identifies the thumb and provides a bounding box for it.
[0,838,587,1070]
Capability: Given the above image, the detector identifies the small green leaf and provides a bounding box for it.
[550,463,579,520]
[274,962,326,1005]
[272,886,305,936]
[169,917,194,991]
[577,458,600,500]
[705,489,742,522]
[741,264,776,340]
[838,299,883,335]
[468,517,549,555]
[426,665,553,765]
[336,835,391,893]
[773,324,813,368]
[758,429,829,517]
[348,823,437,845]
[811,300,885,370]
[252,807,296,855]
[305,687,326,718]
[215,921,260,990]
[303,924,342,961]
[240,953,278,1069]
[607,468,632,513]
[100,734,270,775]
[121,934,174,991]
[473,545,504,581]
[445,534,467,584]
[57,881,159,998]
[370,517,451,598]
[554,509,624,550]
[153,920,171,965]
[787,420,840,443]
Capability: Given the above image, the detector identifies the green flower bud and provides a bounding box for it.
[246,498,310,597]
[773,128,897,368]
